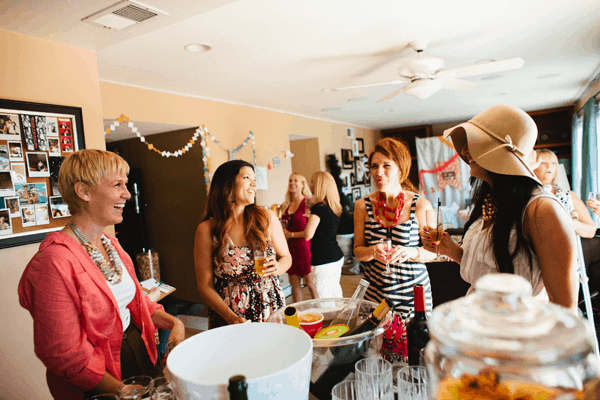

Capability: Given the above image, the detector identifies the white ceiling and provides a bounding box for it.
[2,0,600,130]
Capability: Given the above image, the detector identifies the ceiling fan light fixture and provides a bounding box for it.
[403,80,443,99]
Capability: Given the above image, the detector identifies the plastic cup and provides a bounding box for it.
[298,311,324,337]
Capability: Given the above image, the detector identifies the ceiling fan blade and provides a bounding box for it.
[355,44,412,77]
[437,77,481,91]
[377,87,406,102]
[445,57,524,78]
[324,78,410,92]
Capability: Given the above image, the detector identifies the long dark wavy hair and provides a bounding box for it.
[201,160,269,265]
[463,172,542,274]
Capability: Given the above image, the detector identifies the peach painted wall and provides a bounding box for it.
[100,81,380,208]
[576,75,600,112]
[0,29,104,400]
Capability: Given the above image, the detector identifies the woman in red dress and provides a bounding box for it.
[282,173,318,302]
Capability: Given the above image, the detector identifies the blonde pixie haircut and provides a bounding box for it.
[59,149,130,216]
[311,171,342,217]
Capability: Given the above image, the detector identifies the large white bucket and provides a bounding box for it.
[167,322,313,399]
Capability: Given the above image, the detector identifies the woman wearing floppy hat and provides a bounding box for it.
[421,105,579,310]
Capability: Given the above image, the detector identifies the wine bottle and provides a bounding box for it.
[228,375,249,400]
[406,285,429,366]
[284,306,301,328]
[341,297,392,337]
[327,278,370,329]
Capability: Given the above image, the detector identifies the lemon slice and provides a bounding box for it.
[314,324,350,339]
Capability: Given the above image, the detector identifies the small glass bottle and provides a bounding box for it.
[327,278,369,329]
[228,375,248,400]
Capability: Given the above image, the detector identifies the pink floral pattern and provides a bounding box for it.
[209,241,285,329]
[382,313,408,363]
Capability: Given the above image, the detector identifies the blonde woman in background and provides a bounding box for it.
[282,173,318,303]
[534,149,596,238]
[290,171,344,298]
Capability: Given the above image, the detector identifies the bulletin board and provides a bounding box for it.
[0,99,85,249]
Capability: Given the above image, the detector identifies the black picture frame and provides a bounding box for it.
[352,187,362,202]
[341,149,354,170]
[356,138,364,154]
[364,170,371,186]
[0,99,85,249]
[350,172,356,186]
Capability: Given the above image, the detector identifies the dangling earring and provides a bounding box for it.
[482,194,496,221]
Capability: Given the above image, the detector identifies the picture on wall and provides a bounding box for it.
[354,159,365,185]
[340,172,351,194]
[11,162,26,184]
[50,196,70,218]
[8,141,23,161]
[0,98,85,250]
[0,113,21,140]
[356,138,364,154]
[5,197,19,218]
[26,151,50,178]
[0,145,8,171]
[346,127,355,139]
[0,171,15,197]
[350,171,356,186]
[341,149,354,170]
[352,140,360,157]
[0,209,12,236]
[352,187,362,202]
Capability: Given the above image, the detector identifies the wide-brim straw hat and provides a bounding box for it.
[443,104,541,185]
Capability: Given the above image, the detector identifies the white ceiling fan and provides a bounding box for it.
[324,40,525,101]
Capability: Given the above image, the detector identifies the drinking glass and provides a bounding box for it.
[254,250,267,277]
[355,357,394,400]
[425,210,445,261]
[379,238,393,277]
[161,339,181,369]
[117,375,152,399]
[331,380,357,400]
[149,375,175,400]
[397,366,429,400]
[588,192,600,225]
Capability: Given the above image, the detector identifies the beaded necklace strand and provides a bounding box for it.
[482,194,497,221]
[69,222,124,284]
[374,191,405,228]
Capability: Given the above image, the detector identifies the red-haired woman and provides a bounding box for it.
[194,160,292,328]
[354,138,436,318]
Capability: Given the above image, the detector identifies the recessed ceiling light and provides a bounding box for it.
[348,97,366,102]
[481,74,504,81]
[536,73,561,80]
[322,107,341,113]
[184,44,211,53]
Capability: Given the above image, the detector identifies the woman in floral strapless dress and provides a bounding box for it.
[194,160,292,329]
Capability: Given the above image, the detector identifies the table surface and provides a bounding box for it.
[143,286,176,302]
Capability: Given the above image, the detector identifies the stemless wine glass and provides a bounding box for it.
[397,366,429,400]
[117,375,152,400]
[331,380,357,400]
[355,357,394,400]
[425,210,445,261]
[379,238,393,277]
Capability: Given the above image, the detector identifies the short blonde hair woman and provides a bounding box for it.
[290,171,344,298]
[534,149,596,238]
[281,173,318,303]
[19,149,185,398]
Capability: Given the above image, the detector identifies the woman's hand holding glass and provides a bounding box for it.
[586,195,600,216]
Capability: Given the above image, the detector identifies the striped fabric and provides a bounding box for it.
[363,194,433,319]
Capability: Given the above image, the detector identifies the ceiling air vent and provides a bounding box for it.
[82,0,168,31]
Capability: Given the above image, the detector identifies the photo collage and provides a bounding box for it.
[0,110,76,237]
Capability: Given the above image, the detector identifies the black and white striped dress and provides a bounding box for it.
[363,193,433,319]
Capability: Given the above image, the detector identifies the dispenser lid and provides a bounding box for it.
[428,274,592,364]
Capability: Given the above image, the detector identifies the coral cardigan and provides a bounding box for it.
[18,232,163,399]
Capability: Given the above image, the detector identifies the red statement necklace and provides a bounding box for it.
[374,191,405,228]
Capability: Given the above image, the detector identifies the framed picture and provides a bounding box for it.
[350,171,356,186]
[356,138,364,154]
[352,187,362,202]
[0,98,85,249]
[352,140,360,157]
[354,159,365,185]
[340,172,351,194]
[341,149,354,170]
[346,127,355,139]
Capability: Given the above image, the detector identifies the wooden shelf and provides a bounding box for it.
[534,142,571,149]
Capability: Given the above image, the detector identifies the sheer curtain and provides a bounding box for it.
[572,112,584,198]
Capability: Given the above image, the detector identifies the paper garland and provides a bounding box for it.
[104,115,257,185]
